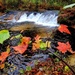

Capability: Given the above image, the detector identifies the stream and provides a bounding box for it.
[0,10,75,75]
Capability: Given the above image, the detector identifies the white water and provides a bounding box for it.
[0,11,59,27]
[16,11,59,27]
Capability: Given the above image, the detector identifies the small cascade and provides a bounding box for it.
[0,10,59,27]
[17,11,59,27]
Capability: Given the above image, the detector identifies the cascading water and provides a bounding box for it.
[17,10,59,27]
[0,10,59,27]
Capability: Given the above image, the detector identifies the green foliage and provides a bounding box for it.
[19,69,24,74]
[15,34,22,39]
[64,66,70,72]
[5,0,19,7]
[26,66,31,71]
[0,30,10,44]
[40,41,46,50]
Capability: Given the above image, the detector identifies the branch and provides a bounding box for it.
[47,48,75,74]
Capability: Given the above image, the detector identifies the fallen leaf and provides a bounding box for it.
[0,63,5,69]
[58,24,71,34]
[0,30,10,44]
[32,43,40,51]
[12,44,28,54]
[6,45,10,53]
[21,37,31,45]
[12,37,31,54]
[46,41,51,48]
[0,52,9,63]
[34,35,41,43]
[56,42,71,53]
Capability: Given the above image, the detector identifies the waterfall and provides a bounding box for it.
[17,11,59,27]
[0,10,59,27]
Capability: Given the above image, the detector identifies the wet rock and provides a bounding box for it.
[4,14,15,20]
[15,12,24,21]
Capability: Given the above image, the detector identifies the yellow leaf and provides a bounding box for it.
[6,45,10,53]
[46,41,51,48]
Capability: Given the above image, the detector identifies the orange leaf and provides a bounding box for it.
[0,63,5,69]
[34,35,41,43]
[12,37,31,54]
[56,42,71,53]
[12,43,28,54]
[0,52,9,63]
[32,43,40,51]
[21,37,31,45]
[58,24,71,34]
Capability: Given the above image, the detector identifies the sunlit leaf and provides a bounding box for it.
[0,30,10,44]
[26,66,31,71]
[58,24,71,34]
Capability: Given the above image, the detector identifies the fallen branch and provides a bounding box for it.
[47,48,75,74]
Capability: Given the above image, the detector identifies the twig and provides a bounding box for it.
[47,48,75,74]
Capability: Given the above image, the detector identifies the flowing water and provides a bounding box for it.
[0,10,59,27]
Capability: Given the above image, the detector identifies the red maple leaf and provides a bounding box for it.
[0,52,9,63]
[12,37,31,54]
[58,24,71,34]
[56,42,71,53]
[12,43,28,54]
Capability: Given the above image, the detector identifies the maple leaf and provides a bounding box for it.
[32,35,41,51]
[56,42,71,53]
[12,37,31,54]
[0,63,5,69]
[58,24,71,34]
[32,43,40,51]
[21,37,31,45]
[0,52,9,63]
[12,44,28,54]
[34,35,41,43]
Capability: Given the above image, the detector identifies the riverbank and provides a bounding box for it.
[0,0,74,13]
